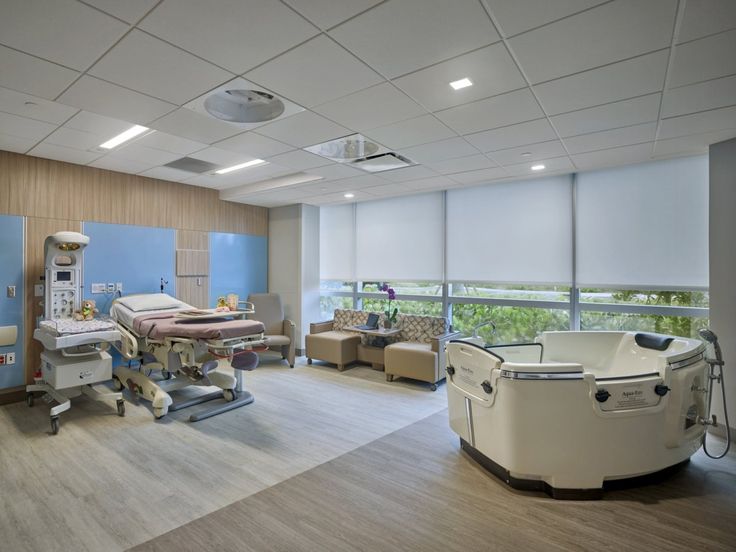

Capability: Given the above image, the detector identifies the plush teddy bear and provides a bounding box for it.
[73,299,98,321]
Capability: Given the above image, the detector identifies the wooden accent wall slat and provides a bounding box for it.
[176,229,210,309]
[176,250,209,276]
[0,151,268,236]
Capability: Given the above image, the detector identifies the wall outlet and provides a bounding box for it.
[116,282,123,292]
[0,354,5,365]
[34,284,44,297]
[91,283,106,294]
[7,285,15,298]
[6,352,14,365]
[107,283,115,293]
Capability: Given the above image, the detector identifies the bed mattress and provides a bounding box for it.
[39,316,117,336]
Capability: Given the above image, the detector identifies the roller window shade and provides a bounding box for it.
[446,176,573,285]
[576,155,708,289]
[355,192,444,281]
[319,204,354,281]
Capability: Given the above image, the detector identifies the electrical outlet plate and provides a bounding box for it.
[6,352,14,365]
[107,283,115,293]
[34,284,44,297]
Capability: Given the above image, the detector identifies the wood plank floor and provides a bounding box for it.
[132,411,736,552]
[0,360,447,551]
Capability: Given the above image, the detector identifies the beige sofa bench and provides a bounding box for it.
[305,309,383,371]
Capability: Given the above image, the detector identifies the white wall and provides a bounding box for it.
[709,138,736,438]
[300,204,321,351]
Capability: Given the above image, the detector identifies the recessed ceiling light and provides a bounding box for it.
[449,78,473,90]
[215,159,267,174]
[99,125,150,149]
[344,193,355,199]
[531,164,545,171]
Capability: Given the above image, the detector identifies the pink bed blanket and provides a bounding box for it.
[133,312,265,340]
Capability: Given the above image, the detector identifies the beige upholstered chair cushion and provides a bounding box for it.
[305,330,361,366]
[384,341,439,383]
[396,313,447,343]
[248,293,285,336]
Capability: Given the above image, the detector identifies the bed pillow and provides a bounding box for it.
[117,294,185,312]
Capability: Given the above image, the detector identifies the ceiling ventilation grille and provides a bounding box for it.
[352,152,414,173]
[163,157,220,173]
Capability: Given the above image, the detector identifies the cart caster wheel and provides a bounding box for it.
[26,393,34,407]
[116,400,126,417]
[112,376,123,391]
[161,370,172,380]
[223,389,237,402]
[50,416,60,435]
[430,384,438,392]
[153,407,166,419]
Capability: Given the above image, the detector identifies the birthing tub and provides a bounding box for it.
[446,331,710,499]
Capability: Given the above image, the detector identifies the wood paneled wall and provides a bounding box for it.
[176,230,210,309]
[0,151,268,236]
[0,151,268,390]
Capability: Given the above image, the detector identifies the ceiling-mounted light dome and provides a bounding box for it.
[204,89,285,123]
[305,133,381,161]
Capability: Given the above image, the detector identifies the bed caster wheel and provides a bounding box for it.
[161,370,172,380]
[50,416,60,435]
[116,400,126,417]
[26,393,34,407]
[307,358,312,365]
[112,376,123,391]
[153,407,166,419]
[430,384,438,392]
[222,389,237,402]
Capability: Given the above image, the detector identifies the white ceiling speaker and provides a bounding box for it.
[204,89,285,123]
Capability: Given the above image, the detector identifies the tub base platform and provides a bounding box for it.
[460,438,690,500]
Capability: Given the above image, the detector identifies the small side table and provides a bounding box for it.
[349,326,402,371]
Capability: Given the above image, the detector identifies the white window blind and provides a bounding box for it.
[446,176,573,285]
[319,204,354,281]
[576,155,708,289]
[355,192,444,281]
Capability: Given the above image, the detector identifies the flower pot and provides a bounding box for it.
[383,319,392,330]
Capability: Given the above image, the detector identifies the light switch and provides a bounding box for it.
[6,285,15,298]
[34,284,44,297]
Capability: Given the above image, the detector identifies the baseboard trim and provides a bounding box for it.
[0,386,25,405]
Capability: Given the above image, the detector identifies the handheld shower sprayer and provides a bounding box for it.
[698,328,730,459]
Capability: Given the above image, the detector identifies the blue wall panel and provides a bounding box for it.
[209,233,267,306]
[0,215,24,389]
[83,222,176,314]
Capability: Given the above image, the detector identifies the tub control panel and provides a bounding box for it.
[596,376,663,411]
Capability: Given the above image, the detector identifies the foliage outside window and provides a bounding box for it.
[579,288,708,307]
[319,295,352,320]
[451,303,570,344]
[361,281,442,296]
[361,298,443,317]
[450,282,570,303]
[320,280,354,292]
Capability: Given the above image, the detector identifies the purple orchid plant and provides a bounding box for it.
[380,283,398,325]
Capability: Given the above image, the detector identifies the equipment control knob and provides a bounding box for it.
[481,380,493,394]
[595,389,611,402]
[654,384,670,396]
[446,365,455,376]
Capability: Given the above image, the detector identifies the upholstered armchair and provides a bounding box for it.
[247,293,296,368]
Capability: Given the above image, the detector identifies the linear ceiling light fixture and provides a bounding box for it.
[215,159,267,174]
[99,125,150,149]
[531,164,546,171]
[449,77,473,90]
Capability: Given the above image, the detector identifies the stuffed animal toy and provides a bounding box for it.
[73,299,98,321]
[214,296,230,312]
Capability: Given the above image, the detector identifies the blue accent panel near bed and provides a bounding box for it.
[82,222,176,314]
[0,215,24,389]
[209,233,267,307]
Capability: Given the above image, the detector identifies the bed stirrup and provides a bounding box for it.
[635,333,674,351]
[232,351,259,371]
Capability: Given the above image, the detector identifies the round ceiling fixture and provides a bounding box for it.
[311,136,379,160]
[204,89,285,123]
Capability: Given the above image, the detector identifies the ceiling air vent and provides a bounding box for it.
[352,152,414,173]
[164,157,220,174]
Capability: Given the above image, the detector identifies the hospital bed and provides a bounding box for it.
[110,294,265,421]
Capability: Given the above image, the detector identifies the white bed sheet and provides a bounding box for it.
[110,301,194,329]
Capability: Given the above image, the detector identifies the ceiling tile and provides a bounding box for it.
[365,114,455,149]
[150,108,243,143]
[534,49,669,115]
[189,146,259,166]
[485,0,608,37]
[256,110,352,148]
[112,143,181,166]
[0,45,79,100]
[669,30,736,88]
[508,0,676,84]
[27,142,103,165]
[550,93,661,137]
[266,149,332,170]
[329,0,499,78]
[304,163,365,181]
[0,132,37,153]
[88,155,155,174]
[379,165,439,182]
[659,105,736,139]
[64,111,132,137]
[44,126,107,151]
[654,129,736,157]
[393,43,525,112]
[465,118,558,152]
[215,131,294,158]
[138,0,318,74]
[246,35,383,108]
[402,175,457,191]
[58,76,176,125]
[283,0,383,30]
[318,174,387,193]
[132,131,207,155]
[448,166,508,184]
[563,122,657,154]
[0,0,128,71]
[138,166,197,182]
[89,30,233,105]
[570,142,654,171]
[0,87,78,124]
[0,111,57,141]
[662,74,736,118]
[502,155,574,176]
[491,140,568,166]
[425,154,497,175]
[435,88,542,135]
[81,0,158,23]
[400,137,479,164]
[677,0,736,43]
[363,182,414,197]
[313,82,425,131]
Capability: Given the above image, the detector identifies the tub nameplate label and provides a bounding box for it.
[599,380,661,411]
